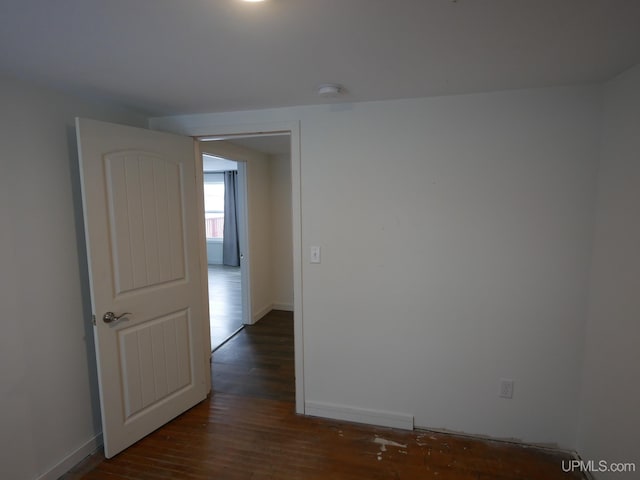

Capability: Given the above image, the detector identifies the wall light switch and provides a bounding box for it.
[499,378,514,399]
[310,246,321,264]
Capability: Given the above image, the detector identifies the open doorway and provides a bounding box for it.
[190,120,303,414]
[199,134,294,353]
[202,154,243,351]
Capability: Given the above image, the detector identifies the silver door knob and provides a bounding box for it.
[103,311,131,324]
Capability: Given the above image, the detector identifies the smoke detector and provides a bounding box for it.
[317,83,344,97]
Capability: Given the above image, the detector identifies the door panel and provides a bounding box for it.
[119,309,191,419]
[105,152,186,293]
[76,118,208,458]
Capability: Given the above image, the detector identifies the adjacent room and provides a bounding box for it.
[201,153,243,350]
[1,1,639,480]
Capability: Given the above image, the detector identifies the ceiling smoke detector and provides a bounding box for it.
[317,83,343,97]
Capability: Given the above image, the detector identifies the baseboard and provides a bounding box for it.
[252,303,273,323]
[272,302,294,311]
[252,302,294,322]
[305,401,414,431]
[36,432,103,480]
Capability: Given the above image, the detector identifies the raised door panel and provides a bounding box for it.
[119,309,192,420]
[105,152,186,296]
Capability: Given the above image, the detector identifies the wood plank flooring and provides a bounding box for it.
[208,265,243,350]
[63,310,585,480]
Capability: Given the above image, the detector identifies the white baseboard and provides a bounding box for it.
[272,303,294,311]
[37,433,103,480]
[251,302,294,323]
[305,401,414,431]
[252,303,273,323]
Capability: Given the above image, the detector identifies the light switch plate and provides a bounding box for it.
[310,246,321,263]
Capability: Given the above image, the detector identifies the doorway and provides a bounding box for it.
[201,154,243,351]
[188,120,303,414]
[199,134,295,353]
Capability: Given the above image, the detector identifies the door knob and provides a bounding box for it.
[103,311,131,324]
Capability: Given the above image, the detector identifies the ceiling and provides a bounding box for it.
[1,0,639,116]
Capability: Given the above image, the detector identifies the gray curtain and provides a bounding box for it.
[222,171,240,266]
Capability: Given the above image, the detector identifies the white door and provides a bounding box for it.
[76,118,208,458]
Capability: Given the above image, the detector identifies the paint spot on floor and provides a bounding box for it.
[373,437,408,461]
[374,438,408,450]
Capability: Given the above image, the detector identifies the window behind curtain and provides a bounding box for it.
[203,172,225,240]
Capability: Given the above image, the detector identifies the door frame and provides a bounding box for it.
[236,161,252,326]
[182,121,304,414]
[193,142,212,393]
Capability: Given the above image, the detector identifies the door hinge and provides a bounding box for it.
[92,314,96,326]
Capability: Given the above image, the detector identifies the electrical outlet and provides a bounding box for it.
[499,379,514,399]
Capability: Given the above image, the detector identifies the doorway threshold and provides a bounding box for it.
[211,326,244,354]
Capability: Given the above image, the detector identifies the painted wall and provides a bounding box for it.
[246,150,274,320]
[151,84,601,448]
[269,153,294,310]
[577,65,640,478]
[0,75,147,479]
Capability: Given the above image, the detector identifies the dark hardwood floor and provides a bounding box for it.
[63,310,584,480]
[211,309,295,402]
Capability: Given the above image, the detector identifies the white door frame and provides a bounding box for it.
[193,142,212,393]
[235,161,252,325]
[183,121,304,414]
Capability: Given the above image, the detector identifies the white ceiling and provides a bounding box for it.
[1,0,639,116]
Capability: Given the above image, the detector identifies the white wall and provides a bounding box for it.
[0,75,147,479]
[246,152,294,317]
[246,150,274,320]
[269,154,293,310]
[152,84,601,448]
[577,65,640,477]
